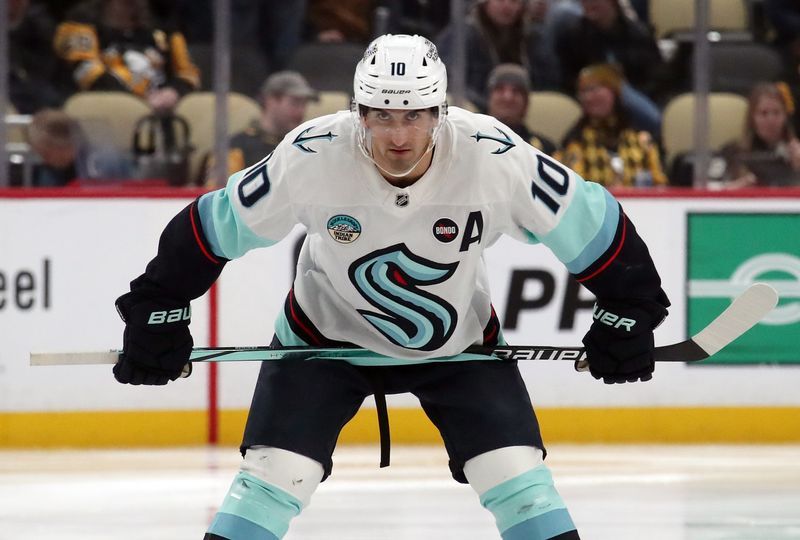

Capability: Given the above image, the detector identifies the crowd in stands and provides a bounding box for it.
[5,0,800,188]
[554,62,668,187]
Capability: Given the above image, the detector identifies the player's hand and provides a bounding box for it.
[580,300,667,384]
[114,291,193,385]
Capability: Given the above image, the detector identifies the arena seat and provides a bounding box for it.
[175,92,261,182]
[4,103,29,145]
[4,104,37,186]
[661,92,748,168]
[304,91,351,121]
[447,95,479,112]
[650,0,750,40]
[526,91,582,146]
[63,91,151,152]
[703,42,784,96]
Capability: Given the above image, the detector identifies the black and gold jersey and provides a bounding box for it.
[54,15,200,97]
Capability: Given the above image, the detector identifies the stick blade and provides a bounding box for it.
[690,282,779,357]
[30,351,120,366]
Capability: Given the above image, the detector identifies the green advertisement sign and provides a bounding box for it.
[687,213,800,364]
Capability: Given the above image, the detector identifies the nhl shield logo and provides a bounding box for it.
[395,193,410,207]
[327,215,362,244]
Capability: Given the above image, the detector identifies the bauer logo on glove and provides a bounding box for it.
[592,304,638,332]
[113,291,194,385]
[582,299,668,384]
[147,307,191,324]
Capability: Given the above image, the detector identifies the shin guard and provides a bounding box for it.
[465,446,578,540]
[206,447,323,540]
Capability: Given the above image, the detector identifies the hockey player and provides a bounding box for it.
[114,34,669,540]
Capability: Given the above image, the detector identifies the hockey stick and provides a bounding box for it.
[30,283,778,368]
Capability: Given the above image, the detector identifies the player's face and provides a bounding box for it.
[752,96,787,145]
[488,83,528,125]
[364,108,436,177]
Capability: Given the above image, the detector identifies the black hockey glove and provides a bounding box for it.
[114,291,193,385]
[581,300,668,384]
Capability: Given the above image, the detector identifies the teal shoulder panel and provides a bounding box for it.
[198,184,277,260]
[539,181,619,274]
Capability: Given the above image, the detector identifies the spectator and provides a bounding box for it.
[555,63,668,187]
[145,0,181,27]
[719,82,800,188]
[537,1,582,77]
[763,0,800,49]
[486,63,556,155]
[24,109,80,186]
[23,108,133,186]
[540,0,644,43]
[174,0,307,75]
[526,0,549,23]
[378,0,451,38]
[553,0,664,134]
[306,0,376,44]
[202,71,318,184]
[625,0,648,22]
[762,0,800,131]
[8,0,64,113]
[53,0,200,115]
[437,0,560,111]
[37,0,75,19]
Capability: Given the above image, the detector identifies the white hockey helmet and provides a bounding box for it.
[352,34,448,176]
[353,34,448,110]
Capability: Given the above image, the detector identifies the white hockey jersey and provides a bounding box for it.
[198,107,621,362]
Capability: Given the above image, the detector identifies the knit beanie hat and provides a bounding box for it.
[577,63,624,95]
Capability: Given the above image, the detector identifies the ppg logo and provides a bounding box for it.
[689,253,800,325]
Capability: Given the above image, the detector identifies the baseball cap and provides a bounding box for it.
[487,63,531,93]
[260,71,318,100]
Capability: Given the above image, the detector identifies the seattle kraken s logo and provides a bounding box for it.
[348,244,459,351]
